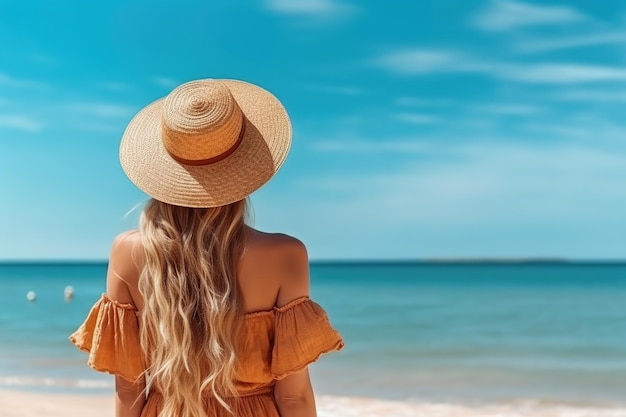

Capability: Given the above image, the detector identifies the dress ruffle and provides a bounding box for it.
[69,295,144,382]
[70,294,344,416]
[270,297,345,379]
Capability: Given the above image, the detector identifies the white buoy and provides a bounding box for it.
[26,291,36,302]
[64,285,75,302]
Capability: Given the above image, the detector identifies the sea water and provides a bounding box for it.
[1,262,625,413]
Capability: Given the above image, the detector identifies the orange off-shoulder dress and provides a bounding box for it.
[70,295,344,417]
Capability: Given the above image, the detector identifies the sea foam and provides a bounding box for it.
[317,396,626,417]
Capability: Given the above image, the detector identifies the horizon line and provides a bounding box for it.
[1,258,626,265]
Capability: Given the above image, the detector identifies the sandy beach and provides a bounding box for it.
[0,390,112,417]
[3,390,626,417]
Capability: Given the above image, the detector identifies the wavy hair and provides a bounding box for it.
[138,198,248,416]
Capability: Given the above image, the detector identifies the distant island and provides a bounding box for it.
[311,258,626,265]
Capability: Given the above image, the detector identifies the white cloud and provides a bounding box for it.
[374,50,468,74]
[472,0,587,32]
[393,98,540,116]
[265,0,355,17]
[0,115,42,132]
[153,76,179,89]
[473,103,542,115]
[311,139,431,153]
[522,121,626,141]
[261,126,626,258]
[67,102,135,118]
[497,63,626,84]
[522,123,594,139]
[302,83,365,95]
[375,48,626,84]
[515,31,626,53]
[395,97,454,107]
[394,112,440,124]
[301,141,626,231]
[70,121,123,133]
[0,73,47,89]
[552,89,626,102]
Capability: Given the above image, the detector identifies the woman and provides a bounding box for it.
[70,79,344,417]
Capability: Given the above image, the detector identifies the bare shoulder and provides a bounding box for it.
[250,230,306,252]
[112,229,142,251]
[246,229,308,268]
[106,230,144,306]
[111,230,144,270]
[245,229,310,307]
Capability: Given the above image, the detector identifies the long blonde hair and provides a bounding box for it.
[138,198,248,416]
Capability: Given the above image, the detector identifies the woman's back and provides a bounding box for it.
[72,225,343,417]
[109,227,311,316]
[69,78,343,417]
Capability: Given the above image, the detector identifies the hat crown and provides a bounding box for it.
[161,80,244,163]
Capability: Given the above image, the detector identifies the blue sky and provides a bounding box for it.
[1,0,626,260]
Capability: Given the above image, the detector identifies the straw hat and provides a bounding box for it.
[119,79,292,208]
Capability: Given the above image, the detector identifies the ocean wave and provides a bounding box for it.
[2,376,625,417]
[316,396,626,417]
[0,375,113,389]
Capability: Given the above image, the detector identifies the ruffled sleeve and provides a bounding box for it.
[271,297,344,379]
[69,295,144,382]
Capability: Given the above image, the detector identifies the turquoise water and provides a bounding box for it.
[0,262,625,405]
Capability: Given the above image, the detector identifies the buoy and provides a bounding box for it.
[26,291,36,302]
[64,285,75,302]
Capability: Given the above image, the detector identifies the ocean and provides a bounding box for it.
[1,262,625,415]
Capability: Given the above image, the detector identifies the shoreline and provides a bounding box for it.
[2,390,626,417]
[3,259,626,266]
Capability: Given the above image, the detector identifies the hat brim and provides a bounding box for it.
[119,80,292,208]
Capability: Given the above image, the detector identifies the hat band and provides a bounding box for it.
[166,123,245,166]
